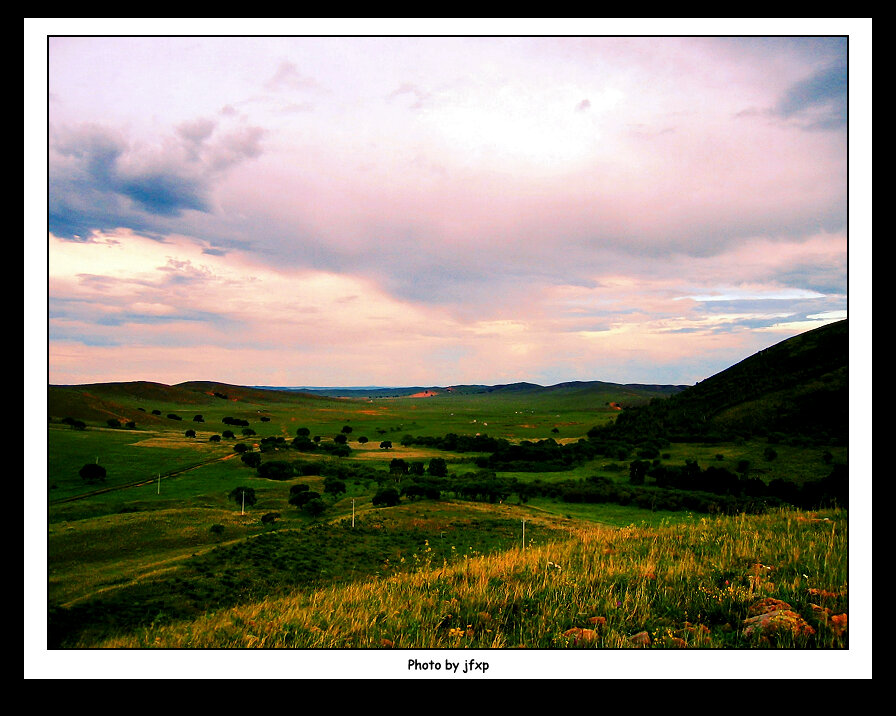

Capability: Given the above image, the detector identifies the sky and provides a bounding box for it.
[32,21,870,388]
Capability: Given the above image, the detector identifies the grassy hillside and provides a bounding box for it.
[594,320,848,444]
[57,504,848,650]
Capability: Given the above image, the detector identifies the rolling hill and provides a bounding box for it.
[592,319,848,444]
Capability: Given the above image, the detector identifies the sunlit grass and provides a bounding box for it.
[94,507,847,650]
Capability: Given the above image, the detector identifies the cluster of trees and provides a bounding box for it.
[476,438,599,472]
[558,461,847,514]
[222,416,250,427]
[629,459,847,509]
[400,433,509,453]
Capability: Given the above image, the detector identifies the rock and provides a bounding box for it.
[743,609,815,639]
[629,631,651,647]
[563,627,597,643]
[747,597,793,616]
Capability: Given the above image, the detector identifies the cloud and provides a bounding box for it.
[774,61,847,130]
[49,120,265,240]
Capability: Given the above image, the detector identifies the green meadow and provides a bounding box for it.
[45,377,849,651]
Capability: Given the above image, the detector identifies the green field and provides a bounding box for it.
[43,380,850,654]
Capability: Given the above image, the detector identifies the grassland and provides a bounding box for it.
[40,379,853,671]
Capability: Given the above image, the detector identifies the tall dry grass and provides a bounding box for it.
[94,507,847,649]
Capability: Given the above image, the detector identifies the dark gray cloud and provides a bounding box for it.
[774,62,848,131]
[49,121,265,240]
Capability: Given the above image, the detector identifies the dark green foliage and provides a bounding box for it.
[257,460,295,480]
[318,442,351,457]
[303,498,327,517]
[167,414,182,421]
[379,440,393,450]
[62,416,86,430]
[209,524,225,534]
[334,433,348,445]
[193,415,204,422]
[289,483,310,495]
[106,419,121,428]
[372,487,400,507]
[629,459,649,485]
[291,435,317,452]
[261,512,280,525]
[228,486,257,509]
[259,416,271,422]
[222,417,250,427]
[289,490,321,508]
[79,463,107,484]
[409,461,425,476]
[185,429,196,438]
[233,443,249,454]
[389,458,409,476]
[242,428,256,437]
[341,425,353,434]
[763,447,778,461]
[358,436,368,444]
[427,457,448,477]
[240,452,261,468]
[323,477,347,496]
[209,434,221,442]
[151,410,162,415]
[296,427,311,437]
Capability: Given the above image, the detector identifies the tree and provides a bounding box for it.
[372,487,400,507]
[304,498,327,517]
[209,434,221,442]
[334,433,348,445]
[341,425,353,434]
[427,457,448,477]
[289,490,321,508]
[629,459,649,485]
[233,443,249,454]
[185,429,196,438]
[323,477,347,496]
[257,460,295,480]
[389,458,409,476]
[296,427,311,437]
[79,463,106,484]
[222,430,235,439]
[261,512,280,526]
[242,428,256,437]
[106,418,121,428]
[409,461,425,476]
[358,436,369,445]
[193,414,204,422]
[241,452,261,468]
[379,440,393,450]
[229,486,257,510]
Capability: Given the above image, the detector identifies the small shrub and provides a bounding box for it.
[79,463,107,484]
[210,524,225,535]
